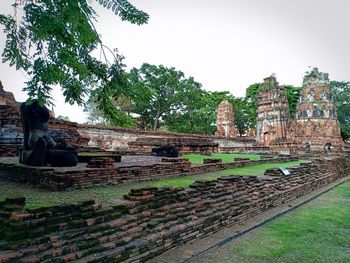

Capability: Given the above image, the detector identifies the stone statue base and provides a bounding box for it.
[19,138,78,167]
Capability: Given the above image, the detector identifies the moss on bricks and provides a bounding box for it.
[26,227,45,238]
[112,205,129,214]
[86,224,109,233]
[45,224,61,233]
[203,214,221,227]
[89,245,108,254]
[7,221,30,231]
[0,239,31,250]
[68,219,85,229]
[115,250,132,263]
[3,229,27,241]
[2,204,24,212]
[76,239,100,250]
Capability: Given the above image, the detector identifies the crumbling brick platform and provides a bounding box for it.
[0,156,299,190]
[0,156,190,190]
[0,157,348,262]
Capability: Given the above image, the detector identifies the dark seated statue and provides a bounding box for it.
[19,100,78,167]
[151,145,179,158]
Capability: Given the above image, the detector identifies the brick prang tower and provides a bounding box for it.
[256,76,290,146]
[289,68,343,151]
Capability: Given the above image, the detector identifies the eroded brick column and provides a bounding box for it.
[216,100,238,138]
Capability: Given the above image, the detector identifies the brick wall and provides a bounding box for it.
[0,81,257,156]
[219,146,270,153]
[0,157,348,262]
[0,157,298,191]
[0,105,21,128]
[128,137,219,154]
[0,158,190,191]
[0,145,21,157]
[78,125,257,153]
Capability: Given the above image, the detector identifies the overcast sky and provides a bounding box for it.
[0,0,349,123]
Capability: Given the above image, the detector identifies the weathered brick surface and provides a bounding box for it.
[218,145,270,153]
[289,68,343,152]
[0,145,21,157]
[0,157,298,190]
[128,137,219,154]
[0,82,22,130]
[215,100,238,138]
[0,157,348,262]
[87,157,115,168]
[203,158,222,164]
[49,119,87,147]
[256,76,290,147]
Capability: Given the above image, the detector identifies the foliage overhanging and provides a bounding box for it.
[0,0,149,116]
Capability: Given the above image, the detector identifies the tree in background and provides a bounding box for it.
[232,98,253,136]
[128,63,204,131]
[284,85,300,119]
[83,99,109,125]
[56,115,70,122]
[192,91,236,134]
[162,77,205,133]
[244,83,262,129]
[150,88,254,136]
[84,91,139,126]
[0,0,148,119]
[330,81,350,140]
[83,73,256,136]
[192,92,254,136]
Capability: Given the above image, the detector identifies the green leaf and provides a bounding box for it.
[0,0,149,108]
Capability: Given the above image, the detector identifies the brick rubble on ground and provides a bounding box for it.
[0,157,348,262]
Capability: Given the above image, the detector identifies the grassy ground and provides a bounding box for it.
[182,153,261,164]
[196,180,350,263]
[156,160,305,187]
[0,160,305,209]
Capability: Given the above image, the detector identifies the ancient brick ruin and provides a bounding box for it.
[0,68,347,158]
[0,155,297,190]
[0,73,348,262]
[288,68,343,151]
[256,76,290,146]
[255,69,345,153]
[0,156,348,262]
[128,136,218,154]
[0,83,221,156]
[216,100,238,138]
[0,81,21,124]
[0,82,88,155]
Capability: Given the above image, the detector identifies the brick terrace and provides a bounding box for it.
[0,156,298,190]
[0,156,348,262]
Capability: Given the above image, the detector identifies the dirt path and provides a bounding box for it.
[148,176,350,263]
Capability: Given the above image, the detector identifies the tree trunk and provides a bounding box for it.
[153,117,158,131]
[153,110,160,131]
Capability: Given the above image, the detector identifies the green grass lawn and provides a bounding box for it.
[196,180,350,263]
[0,160,305,209]
[182,153,262,164]
[153,160,305,187]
